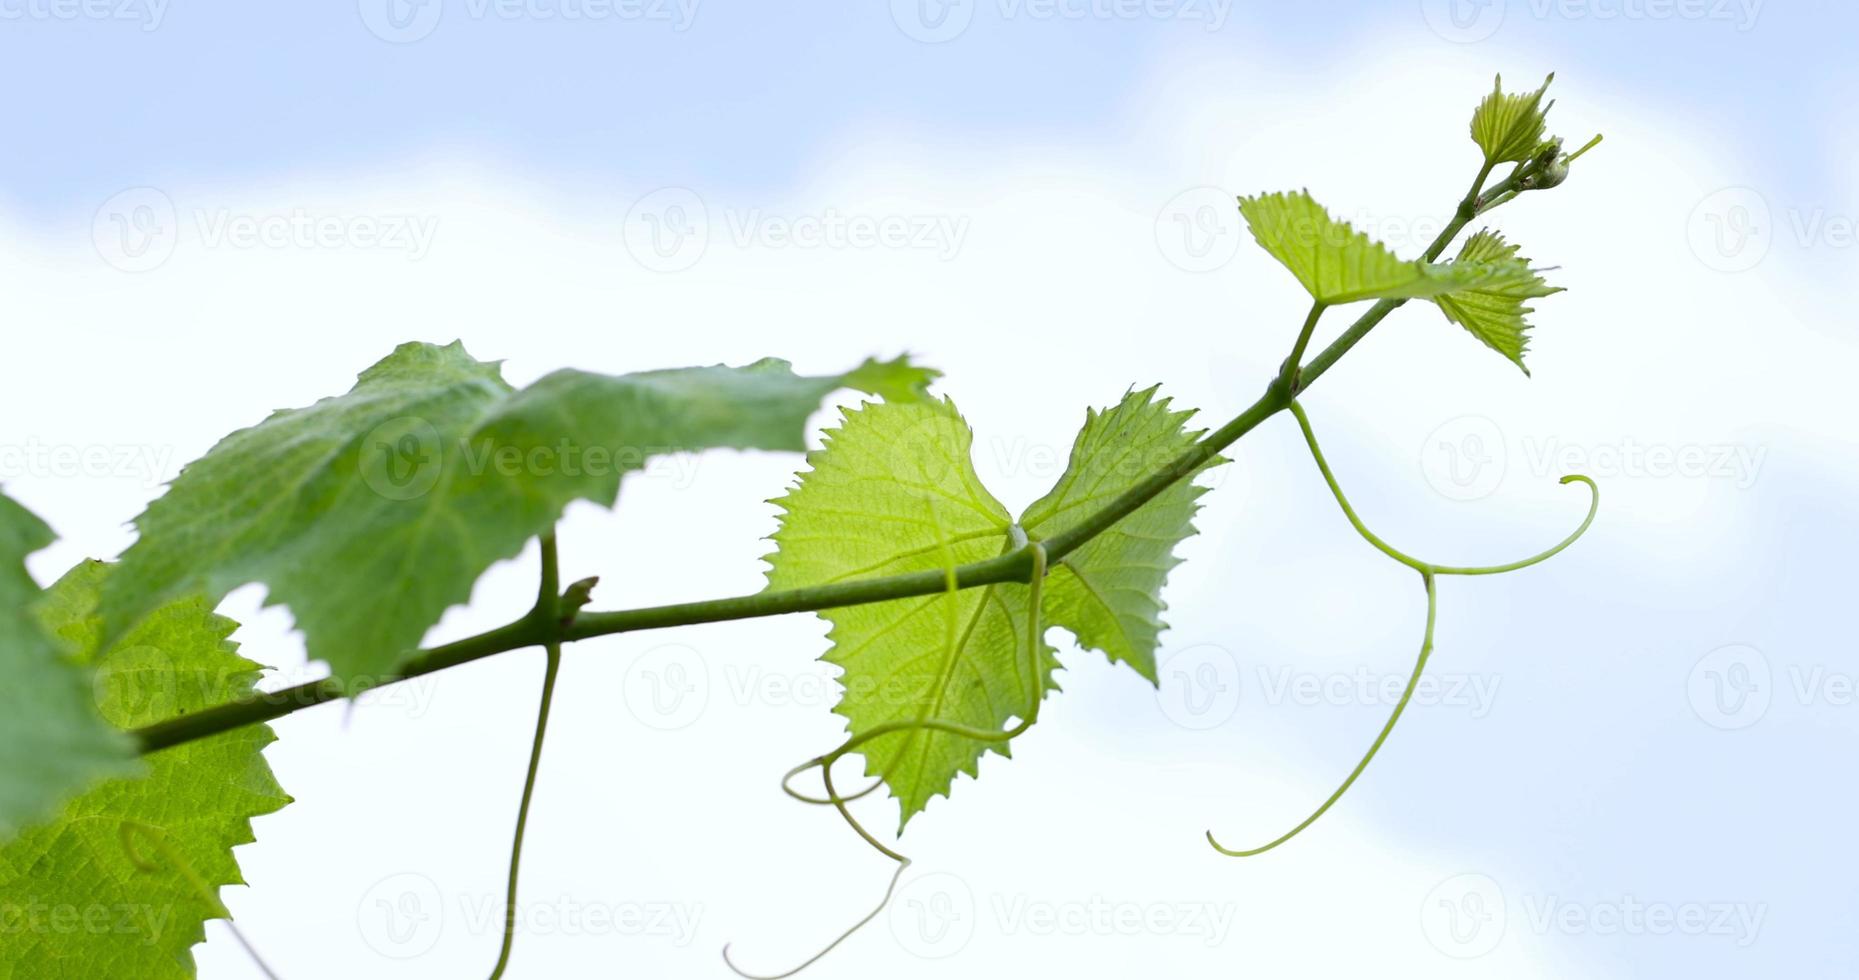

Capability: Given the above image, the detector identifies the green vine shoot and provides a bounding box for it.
[0,73,1600,978]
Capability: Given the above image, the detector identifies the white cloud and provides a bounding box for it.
[0,34,1844,979]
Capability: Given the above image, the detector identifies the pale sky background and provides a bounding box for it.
[2,2,1855,978]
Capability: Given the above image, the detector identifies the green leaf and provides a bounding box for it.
[1471,73,1555,165]
[1022,387,1221,683]
[1431,230,1562,374]
[0,492,135,839]
[766,399,1053,827]
[1238,190,1521,305]
[1,561,290,979]
[102,342,938,682]
[766,389,1220,825]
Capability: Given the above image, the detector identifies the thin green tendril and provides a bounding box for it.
[1565,133,1604,163]
[120,821,280,979]
[1286,401,1598,577]
[1207,573,1437,857]
[487,532,566,980]
[1206,401,1598,857]
[724,501,1050,979]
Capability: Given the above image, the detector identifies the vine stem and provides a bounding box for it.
[485,532,565,980]
[1278,302,1327,392]
[132,158,1515,757]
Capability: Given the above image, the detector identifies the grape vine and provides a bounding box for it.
[0,73,1602,977]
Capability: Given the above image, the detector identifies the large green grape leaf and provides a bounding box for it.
[0,492,135,838]
[102,341,937,682]
[1431,230,1563,375]
[767,399,1054,828]
[1238,190,1531,306]
[766,389,1220,826]
[1470,73,1555,165]
[1021,387,1222,684]
[1,561,290,979]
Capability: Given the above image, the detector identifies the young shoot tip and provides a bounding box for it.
[1565,134,1604,164]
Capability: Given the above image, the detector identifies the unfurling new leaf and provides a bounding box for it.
[1470,73,1555,165]
[1237,190,1532,306]
[1432,230,1562,374]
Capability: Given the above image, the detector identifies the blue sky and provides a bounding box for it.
[2,1,1851,226]
[2,3,1854,978]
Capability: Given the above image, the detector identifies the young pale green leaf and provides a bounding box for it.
[1431,230,1563,374]
[1021,387,1222,684]
[1471,73,1555,165]
[0,492,136,839]
[102,342,937,682]
[1,561,290,979]
[766,388,1219,825]
[766,399,1055,827]
[1239,190,1522,306]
